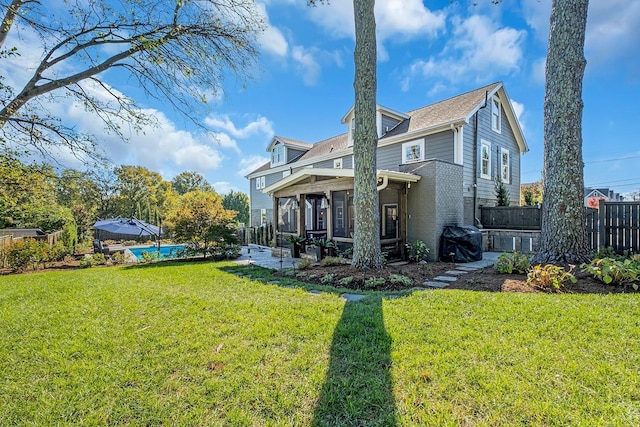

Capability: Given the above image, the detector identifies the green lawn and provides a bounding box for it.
[0,262,638,426]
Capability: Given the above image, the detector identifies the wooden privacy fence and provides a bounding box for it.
[593,200,640,254]
[480,206,541,230]
[482,202,640,254]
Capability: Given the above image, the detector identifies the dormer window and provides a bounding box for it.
[271,142,285,166]
[491,96,501,133]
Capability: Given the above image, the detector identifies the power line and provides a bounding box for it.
[585,154,640,164]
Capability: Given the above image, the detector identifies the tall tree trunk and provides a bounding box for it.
[351,0,382,269]
[533,0,590,265]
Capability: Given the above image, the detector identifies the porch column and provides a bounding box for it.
[326,191,333,239]
[400,185,408,258]
[273,196,279,246]
[298,194,305,238]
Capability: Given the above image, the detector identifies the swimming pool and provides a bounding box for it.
[128,244,186,261]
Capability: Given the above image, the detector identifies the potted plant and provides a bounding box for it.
[285,234,307,258]
[310,237,336,260]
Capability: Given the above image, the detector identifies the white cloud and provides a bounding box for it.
[403,14,525,87]
[256,2,289,57]
[238,155,270,177]
[585,0,640,66]
[204,115,274,139]
[376,0,445,40]
[173,144,223,172]
[523,0,640,68]
[510,99,526,134]
[207,132,240,153]
[531,57,546,84]
[212,181,242,195]
[291,45,321,86]
[307,0,445,43]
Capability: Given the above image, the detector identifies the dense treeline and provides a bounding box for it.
[0,156,249,244]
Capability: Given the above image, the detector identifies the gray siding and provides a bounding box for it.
[381,115,401,135]
[249,171,283,226]
[462,96,522,223]
[287,147,308,162]
[425,131,454,161]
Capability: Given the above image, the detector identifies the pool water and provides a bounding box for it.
[128,244,186,260]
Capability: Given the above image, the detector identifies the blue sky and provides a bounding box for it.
[5,0,640,196]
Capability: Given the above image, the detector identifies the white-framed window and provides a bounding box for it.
[500,147,510,184]
[480,140,491,180]
[402,139,425,163]
[491,96,501,133]
[334,158,343,169]
[260,176,265,189]
[255,177,261,190]
[260,208,267,225]
[348,117,356,146]
[271,143,285,166]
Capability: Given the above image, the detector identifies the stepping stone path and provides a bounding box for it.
[341,293,366,302]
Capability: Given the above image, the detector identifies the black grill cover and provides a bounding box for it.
[440,225,482,262]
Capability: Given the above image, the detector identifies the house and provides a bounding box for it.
[584,187,624,208]
[246,82,528,260]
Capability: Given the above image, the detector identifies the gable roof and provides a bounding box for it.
[247,82,528,177]
[266,136,313,152]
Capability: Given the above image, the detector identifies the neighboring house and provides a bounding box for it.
[584,187,624,208]
[246,82,528,260]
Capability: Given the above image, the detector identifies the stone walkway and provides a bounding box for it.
[233,245,500,301]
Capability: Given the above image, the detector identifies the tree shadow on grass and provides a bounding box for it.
[312,296,397,427]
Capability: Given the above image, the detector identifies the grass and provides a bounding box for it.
[0,262,638,426]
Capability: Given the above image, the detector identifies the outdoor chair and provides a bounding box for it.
[92,239,104,254]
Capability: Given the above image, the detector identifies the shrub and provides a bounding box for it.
[297,258,312,270]
[111,252,126,265]
[320,256,343,266]
[141,251,158,262]
[320,273,335,285]
[389,274,412,287]
[495,252,531,274]
[364,276,385,288]
[527,264,576,290]
[338,276,354,286]
[5,239,39,271]
[406,240,430,263]
[581,257,640,288]
[91,253,107,265]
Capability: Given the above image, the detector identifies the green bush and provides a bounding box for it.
[5,239,40,271]
[320,273,335,285]
[527,264,576,290]
[338,276,354,286]
[364,276,385,289]
[406,240,430,263]
[141,251,159,262]
[320,256,343,266]
[297,258,312,270]
[110,252,126,265]
[581,257,640,288]
[495,252,531,274]
[389,274,412,287]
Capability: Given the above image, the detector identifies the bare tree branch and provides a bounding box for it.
[0,0,263,162]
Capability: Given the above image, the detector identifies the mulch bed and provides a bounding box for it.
[273,261,640,294]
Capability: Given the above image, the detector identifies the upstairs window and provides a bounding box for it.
[480,140,491,180]
[334,158,343,169]
[402,140,424,164]
[255,176,265,190]
[271,143,285,166]
[491,96,501,133]
[501,148,510,184]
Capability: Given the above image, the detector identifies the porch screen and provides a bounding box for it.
[277,197,298,233]
[332,191,354,238]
